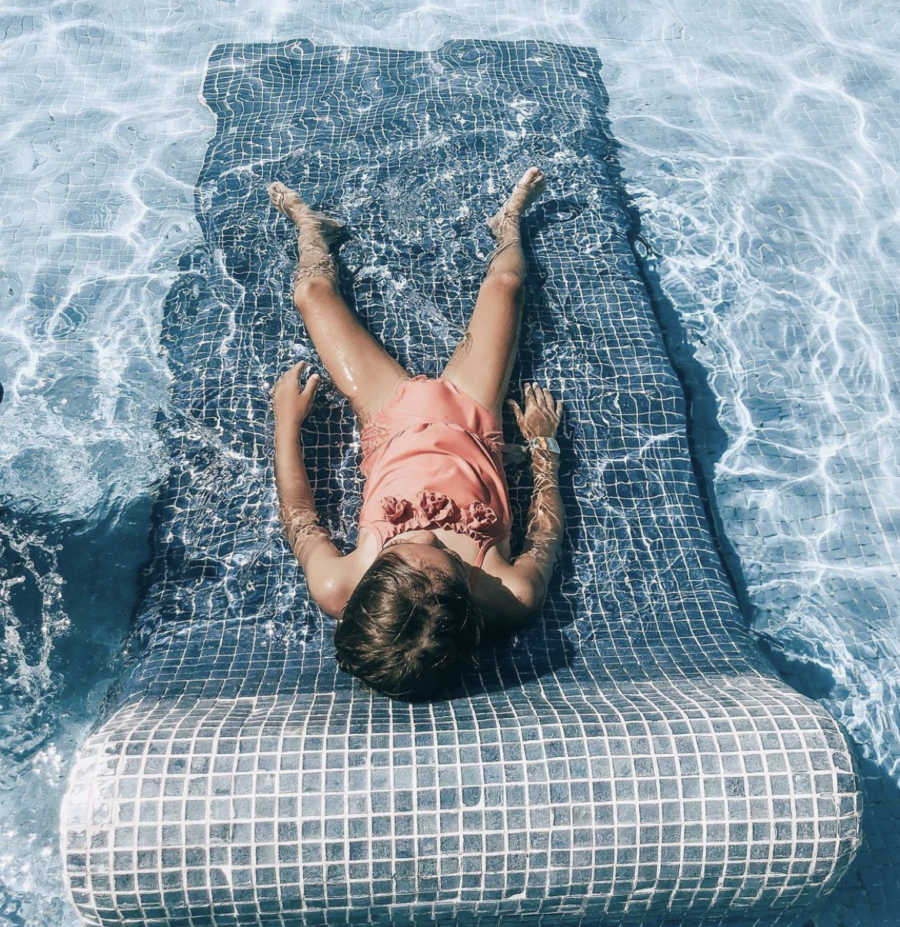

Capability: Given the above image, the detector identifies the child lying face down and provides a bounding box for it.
[270,168,565,701]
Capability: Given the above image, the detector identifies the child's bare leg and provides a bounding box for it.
[440,167,545,418]
[269,182,410,425]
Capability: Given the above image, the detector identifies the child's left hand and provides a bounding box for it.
[272,360,321,425]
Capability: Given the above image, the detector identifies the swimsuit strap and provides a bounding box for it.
[472,536,494,569]
[363,522,388,551]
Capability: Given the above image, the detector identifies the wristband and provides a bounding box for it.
[527,435,560,455]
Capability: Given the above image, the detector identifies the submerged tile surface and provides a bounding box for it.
[61,38,861,926]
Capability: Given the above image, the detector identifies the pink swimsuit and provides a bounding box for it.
[359,375,513,574]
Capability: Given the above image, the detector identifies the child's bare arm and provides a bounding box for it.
[510,447,564,612]
[504,384,565,617]
[273,361,350,618]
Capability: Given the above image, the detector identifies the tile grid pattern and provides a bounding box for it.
[61,39,861,926]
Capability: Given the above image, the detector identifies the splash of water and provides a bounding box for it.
[0,516,68,772]
[0,515,71,924]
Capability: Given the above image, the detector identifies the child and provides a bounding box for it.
[271,168,564,700]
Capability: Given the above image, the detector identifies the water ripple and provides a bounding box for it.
[0,2,896,924]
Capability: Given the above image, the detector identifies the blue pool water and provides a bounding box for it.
[0,2,896,925]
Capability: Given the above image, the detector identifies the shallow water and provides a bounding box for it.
[0,1,896,924]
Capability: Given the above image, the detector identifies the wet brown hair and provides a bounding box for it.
[334,549,485,701]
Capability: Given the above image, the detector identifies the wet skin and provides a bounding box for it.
[379,529,471,587]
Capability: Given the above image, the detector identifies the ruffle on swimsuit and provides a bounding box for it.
[379,489,500,542]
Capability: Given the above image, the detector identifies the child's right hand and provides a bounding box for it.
[506,383,562,440]
[272,360,320,426]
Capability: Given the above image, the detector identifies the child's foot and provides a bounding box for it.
[268,181,345,241]
[269,181,346,289]
[486,167,546,239]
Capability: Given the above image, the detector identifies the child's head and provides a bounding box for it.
[334,544,484,701]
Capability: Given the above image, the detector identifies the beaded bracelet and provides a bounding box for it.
[527,436,560,455]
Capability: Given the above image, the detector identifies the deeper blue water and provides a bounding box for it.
[0,2,896,925]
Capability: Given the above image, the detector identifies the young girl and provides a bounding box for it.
[270,167,565,701]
